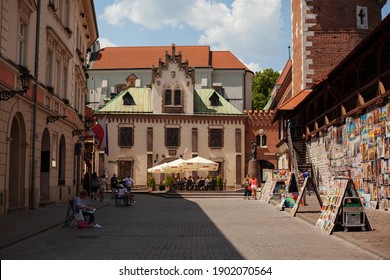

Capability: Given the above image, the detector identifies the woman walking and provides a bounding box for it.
[98,174,107,203]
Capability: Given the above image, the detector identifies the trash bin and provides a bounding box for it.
[341,197,366,232]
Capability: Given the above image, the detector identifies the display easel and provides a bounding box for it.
[315,177,372,235]
[259,177,276,204]
[291,177,322,217]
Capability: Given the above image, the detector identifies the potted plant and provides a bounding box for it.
[216,175,224,191]
[164,175,174,192]
[147,176,156,191]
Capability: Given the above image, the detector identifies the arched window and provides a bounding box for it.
[165,89,172,105]
[256,134,267,148]
[174,90,181,105]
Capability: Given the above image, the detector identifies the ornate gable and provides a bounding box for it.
[151,44,195,85]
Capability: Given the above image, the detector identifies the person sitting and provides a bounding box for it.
[204,176,211,190]
[117,184,135,206]
[73,189,101,228]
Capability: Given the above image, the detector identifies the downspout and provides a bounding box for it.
[29,0,41,209]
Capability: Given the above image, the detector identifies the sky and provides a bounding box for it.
[93,0,390,73]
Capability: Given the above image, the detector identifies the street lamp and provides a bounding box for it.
[0,70,32,101]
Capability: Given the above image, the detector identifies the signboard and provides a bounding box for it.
[272,169,290,181]
[315,177,372,234]
[259,178,276,204]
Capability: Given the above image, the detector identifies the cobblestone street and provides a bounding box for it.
[0,193,386,260]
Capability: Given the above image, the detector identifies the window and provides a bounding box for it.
[165,89,172,105]
[46,50,53,87]
[64,0,70,27]
[123,92,135,105]
[209,128,223,148]
[209,92,221,106]
[119,127,133,147]
[118,160,133,181]
[235,128,241,153]
[166,127,180,147]
[174,90,181,105]
[163,85,184,113]
[147,128,153,152]
[62,64,68,100]
[56,57,62,95]
[18,21,27,66]
[256,134,267,148]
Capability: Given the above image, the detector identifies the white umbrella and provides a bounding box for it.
[147,163,168,173]
[163,158,186,173]
[182,156,219,171]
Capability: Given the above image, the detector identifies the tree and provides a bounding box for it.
[252,68,280,110]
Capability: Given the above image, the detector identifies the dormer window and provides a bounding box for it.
[123,92,135,106]
[209,92,221,106]
[126,73,137,88]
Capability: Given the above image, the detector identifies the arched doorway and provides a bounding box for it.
[259,160,275,183]
[8,113,27,210]
[40,128,51,202]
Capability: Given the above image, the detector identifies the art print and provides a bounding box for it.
[380,106,387,122]
[373,108,380,124]
[386,121,390,138]
[377,135,385,158]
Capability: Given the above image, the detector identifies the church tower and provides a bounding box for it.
[291,0,386,96]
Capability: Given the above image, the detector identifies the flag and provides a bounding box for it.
[91,116,109,155]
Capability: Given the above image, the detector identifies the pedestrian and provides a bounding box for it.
[99,174,107,203]
[73,189,101,228]
[117,184,135,206]
[124,175,133,191]
[90,172,100,200]
[243,175,251,200]
[250,175,259,199]
[110,173,118,199]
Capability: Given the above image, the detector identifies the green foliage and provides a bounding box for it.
[147,176,156,191]
[163,175,174,188]
[252,68,280,110]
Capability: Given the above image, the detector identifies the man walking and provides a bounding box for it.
[110,173,118,199]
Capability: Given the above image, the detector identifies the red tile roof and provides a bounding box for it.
[277,89,312,110]
[90,46,249,70]
[275,59,292,84]
[211,51,249,70]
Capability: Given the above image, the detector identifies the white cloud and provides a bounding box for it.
[100,0,192,29]
[99,0,284,69]
[244,62,262,73]
[98,37,117,48]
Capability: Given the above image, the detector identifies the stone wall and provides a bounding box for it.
[307,135,332,188]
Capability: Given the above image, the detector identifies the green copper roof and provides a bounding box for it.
[95,87,242,115]
[194,89,243,115]
[96,88,152,114]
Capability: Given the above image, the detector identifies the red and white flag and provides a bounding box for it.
[91,116,108,155]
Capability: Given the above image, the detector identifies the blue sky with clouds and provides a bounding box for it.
[93,0,390,73]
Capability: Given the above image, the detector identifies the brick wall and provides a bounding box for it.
[245,110,278,168]
[291,0,383,95]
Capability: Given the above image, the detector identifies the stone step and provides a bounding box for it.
[151,190,245,198]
